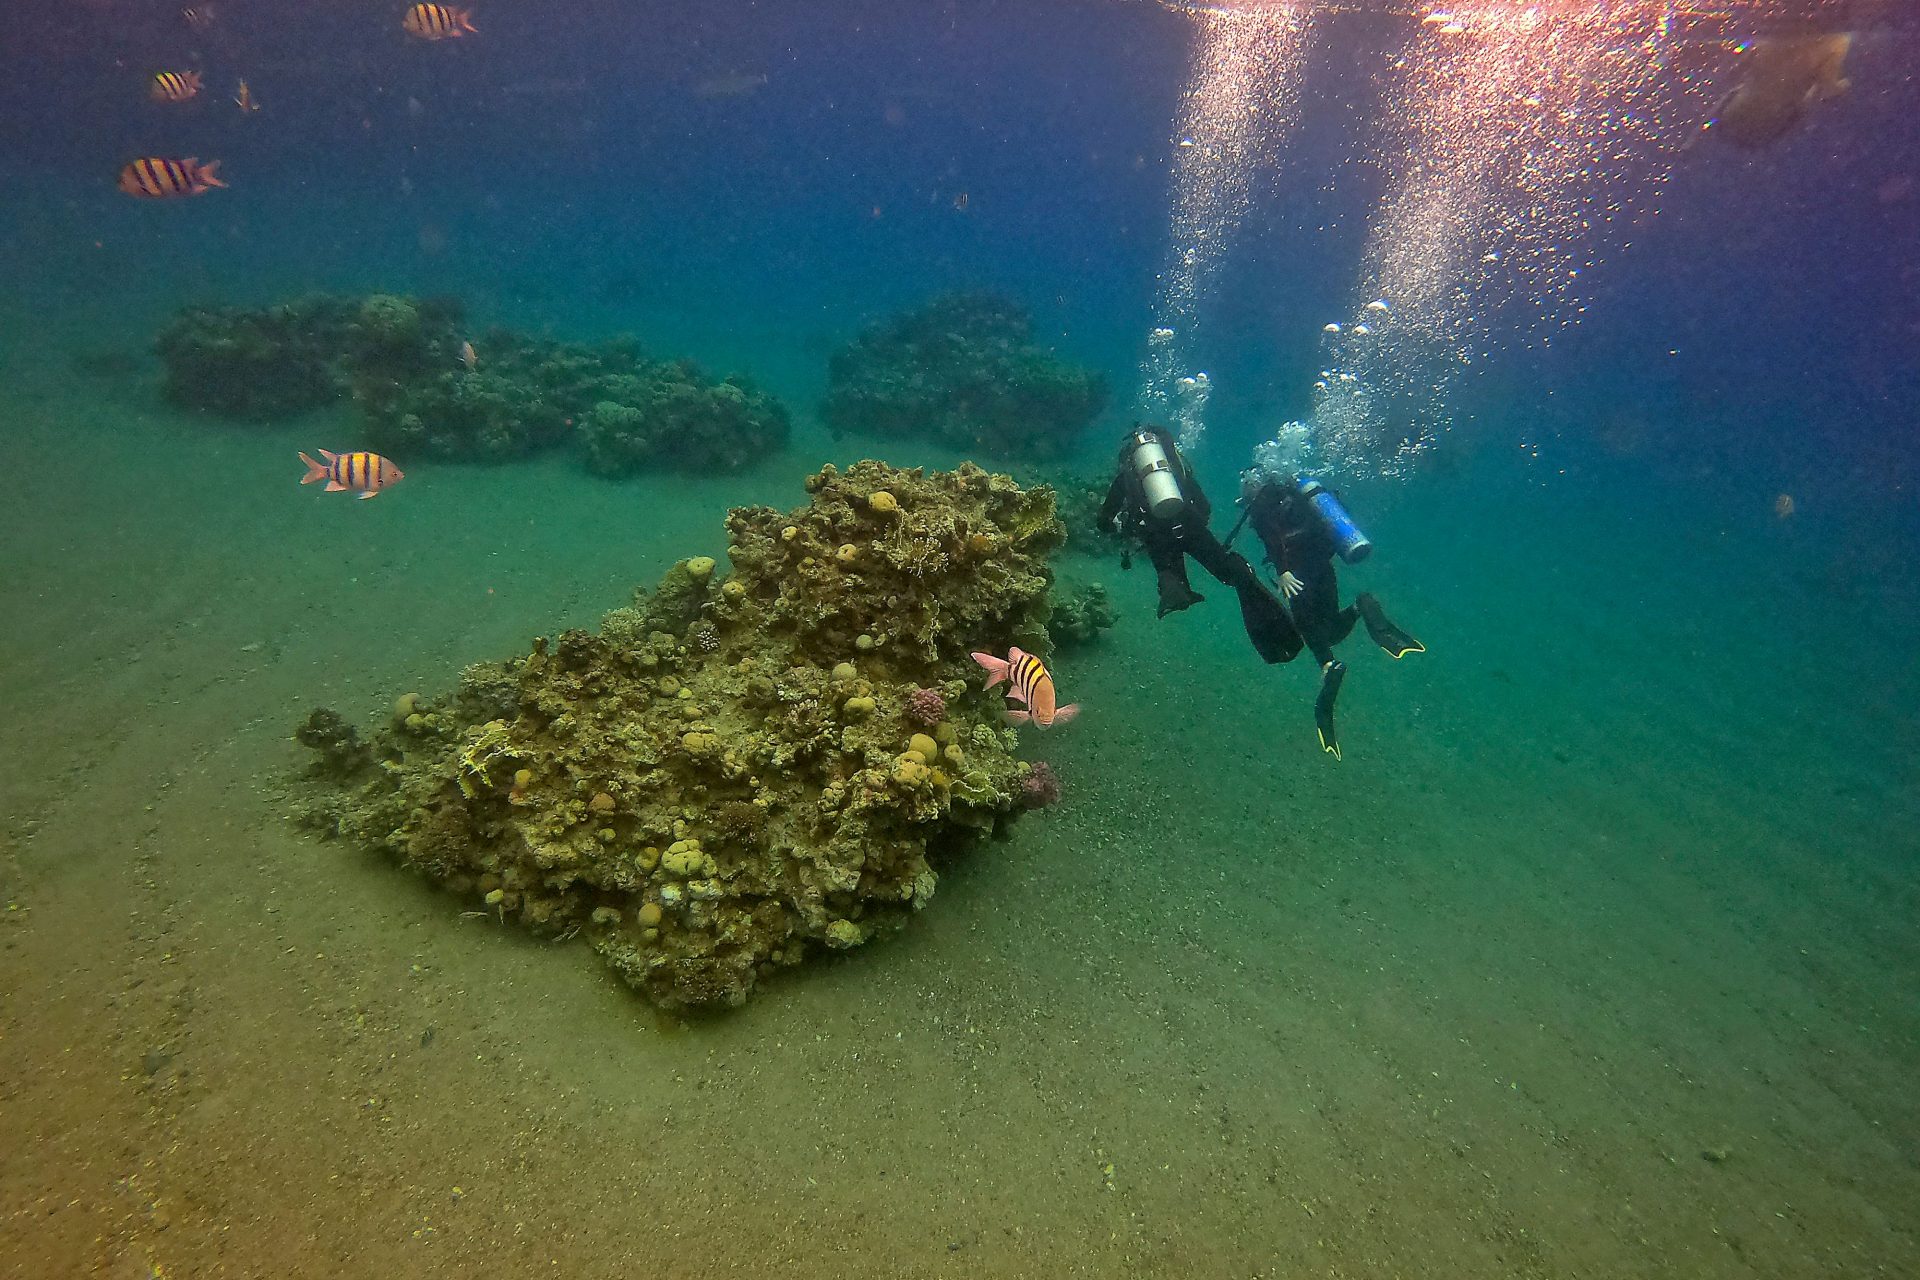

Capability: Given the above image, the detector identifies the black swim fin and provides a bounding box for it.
[1356,592,1424,659]
[1314,660,1346,761]
[1236,578,1303,664]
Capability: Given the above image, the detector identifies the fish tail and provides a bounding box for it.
[459,8,477,32]
[298,451,329,484]
[970,652,1008,688]
[196,159,225,188]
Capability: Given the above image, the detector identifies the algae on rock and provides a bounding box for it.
[296,461,1067,1011]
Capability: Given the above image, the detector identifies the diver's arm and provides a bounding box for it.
[1098,471,1128,531]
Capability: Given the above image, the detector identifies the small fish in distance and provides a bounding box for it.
[151,71,202,103]
[119,158,224,198]
[403,4,477,40]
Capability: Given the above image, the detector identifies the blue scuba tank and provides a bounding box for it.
[1297,477,1372,564]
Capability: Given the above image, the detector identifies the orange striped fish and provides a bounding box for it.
[118,157,225,198]
[150,70,202,103]
[300,450,405,499]
[402,4,478,40]
[971,646,1080,729]
[235,79,259,113]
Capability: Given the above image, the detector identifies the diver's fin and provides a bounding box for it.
[1235,578,1302,664]
[1356,592,1424,659]
[1314,660,1345,761]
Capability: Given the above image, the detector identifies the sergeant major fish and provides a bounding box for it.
[118,157,224,198]
[300,450,404,499]
[402,4,478,40]
[151,71,202,102]
[971,646,1079,728]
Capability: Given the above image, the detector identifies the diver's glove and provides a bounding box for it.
[1278,571,1305,599]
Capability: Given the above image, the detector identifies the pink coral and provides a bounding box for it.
[904,686,945,726]
[1019,761,1061,809]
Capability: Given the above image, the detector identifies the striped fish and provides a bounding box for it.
[118,157,225,198]
[150,70,202,102]
[971,646,1080,729]
[402,4,478,40]
[299,450,405,500]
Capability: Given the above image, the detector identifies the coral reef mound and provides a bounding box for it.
[820,291,1108,459]
[155,293,788,473]
[297,461,1067,1011]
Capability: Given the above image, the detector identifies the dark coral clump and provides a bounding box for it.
[820,291,1108,459]
[1042,469,1131,553]
[295,707,372,780]
[578,363,788,476]
[1018,761,1062,809]
[1046,581,1118,648]
[154,293,788,473]
[296,461,1067,1011]
[156,295,364,418]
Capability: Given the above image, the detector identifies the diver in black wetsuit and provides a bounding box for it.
[1240,473,1423,760]
[1100,426,1302,664]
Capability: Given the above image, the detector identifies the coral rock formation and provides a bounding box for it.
[297,461,1067,1010]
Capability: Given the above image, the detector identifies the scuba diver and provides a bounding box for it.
[1236,471,1424,760]
[1100,426,1302,665]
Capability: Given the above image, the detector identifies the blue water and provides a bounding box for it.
[1,2,1916,1276]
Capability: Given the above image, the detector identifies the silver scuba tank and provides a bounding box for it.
[1126,430,1188,520]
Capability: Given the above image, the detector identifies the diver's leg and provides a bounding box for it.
[1146,537,1204,617]
[1291,564,1349,758]
[1313,657,1346,760]
[1290,563,1346,659]
[1355,592,1424,658]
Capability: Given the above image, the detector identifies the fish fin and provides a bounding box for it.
[196,160,225,188]
[1004,709,1031,726]
[970,652,1008,689]
[298,451,328,484]
[460,9,478,32]
[1049,704,1080,726]
[358,489,379,499]
[324,481,347,492]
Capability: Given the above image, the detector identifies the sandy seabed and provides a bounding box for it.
[2,355,1917,1280]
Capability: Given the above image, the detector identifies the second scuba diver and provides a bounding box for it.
[1100,426,1302,664]
[1238,471,1424,760]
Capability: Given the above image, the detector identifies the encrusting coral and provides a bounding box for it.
[296,461,1068,1010]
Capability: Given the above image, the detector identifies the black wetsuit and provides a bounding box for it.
[1101,429,1301,664]
[1245,483,1359,667]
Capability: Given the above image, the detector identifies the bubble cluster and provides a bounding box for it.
[1311,2,1724,472]
[1138,3,1315,450]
